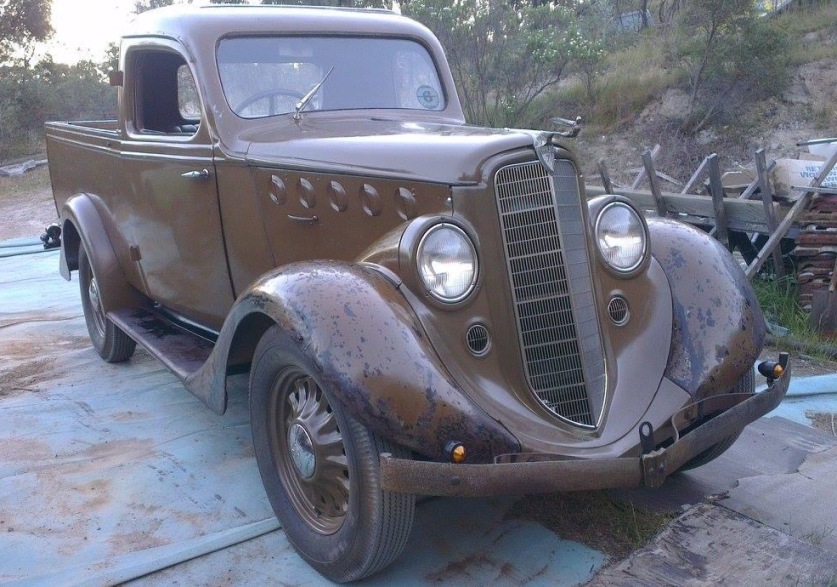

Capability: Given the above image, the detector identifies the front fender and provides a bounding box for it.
[190,261,520,463]
[649,218,765,398]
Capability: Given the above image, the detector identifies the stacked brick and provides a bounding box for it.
[794,193,837,310]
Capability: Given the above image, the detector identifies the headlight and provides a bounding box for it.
[417,223,478,303]
[595,202,647,273]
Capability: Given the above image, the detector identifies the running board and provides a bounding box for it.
[109,307,214,382]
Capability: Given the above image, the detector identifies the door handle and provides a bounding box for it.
[182,169,211,180]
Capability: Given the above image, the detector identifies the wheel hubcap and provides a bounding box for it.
[88,277,106,337]
[271,371,349,535]
[288,423,316,479]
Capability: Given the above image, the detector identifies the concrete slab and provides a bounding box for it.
[0,248,605,585]
[588,503,837,586]
[723,446,837,554]
[3,243,835,585]
[610,416,837,514]
[131,498,605,586]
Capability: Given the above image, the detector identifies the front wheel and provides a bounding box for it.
[250,326,415,582]
[78,246,136,363]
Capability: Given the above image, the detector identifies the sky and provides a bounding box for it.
[47,0,137,63]
[47,0,208,64]
[46,0,402,64]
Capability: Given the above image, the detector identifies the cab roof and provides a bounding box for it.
[125,4,430,42]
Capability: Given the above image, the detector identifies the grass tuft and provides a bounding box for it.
[507,491,674,559]
[752,274,836,358]
[773,4,837,64]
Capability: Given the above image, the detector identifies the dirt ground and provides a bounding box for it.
[0,165,56,241]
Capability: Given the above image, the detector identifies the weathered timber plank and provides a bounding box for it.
[597,159,613,194]
[745,193,811,278]
[585,184,783,233]
[708,154,731,249]
[792,184,837,195]
[681,155,710,195]
[631,143,660,189]
[756,148,785,278]
[587,503,837,586]
[642,149,666,216]
[746,149,837,277]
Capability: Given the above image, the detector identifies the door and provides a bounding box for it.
[119,47,234,330]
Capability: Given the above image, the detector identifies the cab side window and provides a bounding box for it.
[131,50,201,135]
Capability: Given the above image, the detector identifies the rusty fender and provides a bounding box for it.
[381,357,790,496]
[648,218,766,399]
[187,261,520,462]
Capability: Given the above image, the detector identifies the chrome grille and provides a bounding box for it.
[495,159,606,428]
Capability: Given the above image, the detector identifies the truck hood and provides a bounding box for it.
[241,117,538,185]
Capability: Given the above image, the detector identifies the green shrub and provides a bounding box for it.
[551,32,679,132]
[0,58,115,161]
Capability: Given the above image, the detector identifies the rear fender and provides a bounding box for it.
[59,194,144,312]
[192,261,519,463]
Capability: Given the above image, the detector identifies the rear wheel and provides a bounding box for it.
[678,368,754,471]
[250,326,414,582]
[78,246,136,363]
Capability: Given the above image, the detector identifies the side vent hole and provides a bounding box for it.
[608,296,630,326]
[466,324,490,357]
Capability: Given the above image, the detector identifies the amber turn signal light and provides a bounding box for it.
[757,353,789,383]
[445,441,466,463]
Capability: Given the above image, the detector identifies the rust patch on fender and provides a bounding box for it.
[650,219,765,398]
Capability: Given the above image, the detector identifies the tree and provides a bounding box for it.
[684,17,790,132]
[0,0,52,63]
[259,0,386,5]
[0,54,116,159]
[133,0,174,14]
[676,0,754,128]
[402,0,593,127]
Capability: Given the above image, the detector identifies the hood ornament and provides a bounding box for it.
[550,116,582,139]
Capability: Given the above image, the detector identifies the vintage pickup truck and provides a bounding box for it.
[46,4,790,582]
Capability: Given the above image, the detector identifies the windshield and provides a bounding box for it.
[217,36,446,119]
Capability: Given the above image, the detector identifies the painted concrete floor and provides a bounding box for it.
[1,248,603,586]
[2,243,836,585]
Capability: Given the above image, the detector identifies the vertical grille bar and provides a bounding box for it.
[495,159,605,428]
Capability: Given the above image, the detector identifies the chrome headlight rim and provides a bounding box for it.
[594,200,649,277]
[416,222,479,304]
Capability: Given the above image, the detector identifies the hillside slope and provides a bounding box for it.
[569,21,837,189]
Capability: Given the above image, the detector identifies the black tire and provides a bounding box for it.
[78,246,136,363]
[250,326,415,583]
[678,368,754,471]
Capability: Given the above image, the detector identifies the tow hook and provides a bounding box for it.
[40,223,61,250]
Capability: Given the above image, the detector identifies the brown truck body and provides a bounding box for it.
[46,5,789,581]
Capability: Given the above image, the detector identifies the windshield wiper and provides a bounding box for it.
[294,66,334,121]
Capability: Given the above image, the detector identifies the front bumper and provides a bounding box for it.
[380,357,790,497]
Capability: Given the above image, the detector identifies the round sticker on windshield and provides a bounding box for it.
[416,85,440,110]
